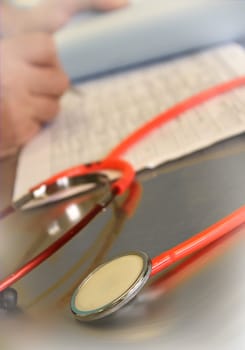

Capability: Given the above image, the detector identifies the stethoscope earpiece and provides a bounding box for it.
[71,251,151,321]
[0,288,18,311]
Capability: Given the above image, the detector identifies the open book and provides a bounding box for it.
[14,43,245,202]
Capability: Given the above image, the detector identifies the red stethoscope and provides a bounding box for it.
[1,76,245,321]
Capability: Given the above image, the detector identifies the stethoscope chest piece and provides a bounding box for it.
[71,251,152,321]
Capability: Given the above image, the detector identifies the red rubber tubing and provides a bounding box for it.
[151,205,245,276]
[107,76,245,159]
[0,197,118,292]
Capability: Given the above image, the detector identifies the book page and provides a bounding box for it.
[13,43,245,203]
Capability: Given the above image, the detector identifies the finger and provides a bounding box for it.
[91,0,129,11]
[55,0,129,13]
[28,66,69,97]
[19,33,59,66]
[31,96,60,124]
[18,121,41,146]
[3,93,42,146]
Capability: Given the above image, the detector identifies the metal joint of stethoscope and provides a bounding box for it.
[13,172,112,210]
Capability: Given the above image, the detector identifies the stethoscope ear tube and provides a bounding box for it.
[0,184,116,293]
[0,158,136,292]
[0,175,107,286]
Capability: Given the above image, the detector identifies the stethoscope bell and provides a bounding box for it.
[71,251,152,321]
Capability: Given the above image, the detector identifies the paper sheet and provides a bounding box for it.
[14,43,245,202]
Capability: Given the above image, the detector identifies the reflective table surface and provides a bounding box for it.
[0,134,245,350]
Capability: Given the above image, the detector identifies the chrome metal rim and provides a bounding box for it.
[71,251,152,321]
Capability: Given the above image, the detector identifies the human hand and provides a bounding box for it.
[0,33,69,158]
[0,0,129,35]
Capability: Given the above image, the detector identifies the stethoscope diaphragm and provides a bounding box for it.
[71,251,151,321]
